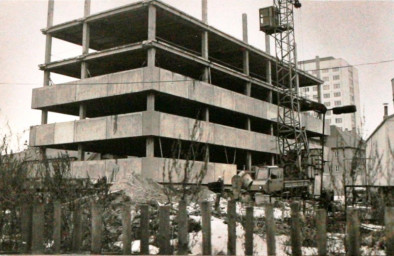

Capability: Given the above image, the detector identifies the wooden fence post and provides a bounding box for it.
[290,202,302,256]
[72,201,83,252]
[384,207,394,256]
[245,206,254,256]
[53,200,61,254]
[31,202,45,254]
[177,200,189,255]
[20,203,32,253]
[346,209,360,256]
[140,204,150,255]
[265,203,276,256]
[316,208,327,256]
[122,201,132,255]
[201,200,211,255]
[227,200,236,255]
[158,205,171,255]
[91,200,103,254]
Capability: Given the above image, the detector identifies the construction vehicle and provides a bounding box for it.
[238,166,309,198]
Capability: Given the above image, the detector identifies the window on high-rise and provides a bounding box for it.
[333,75,340,80]
[324,93,330,98]
[322,69,329,73]
[334,92,341,97]
[323,77,329,81]
[335,100,341,106]
[335,118,342,123]
[313,86,318,91]
[305,87,310,92]
[333,68,339,72]
[313,95,318,100]
[323,84,330,90]
[334,83,340,89]
[324,102,331,107]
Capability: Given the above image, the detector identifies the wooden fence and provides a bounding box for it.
[12,200,394,255]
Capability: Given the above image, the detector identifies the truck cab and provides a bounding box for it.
[241,166,284,194]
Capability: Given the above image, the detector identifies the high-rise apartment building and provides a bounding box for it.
[299,56,362,133]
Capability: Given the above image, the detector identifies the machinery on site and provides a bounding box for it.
[238,166,310,198]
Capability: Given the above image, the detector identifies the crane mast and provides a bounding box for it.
[260,0,309,178]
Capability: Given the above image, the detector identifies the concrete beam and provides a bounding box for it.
[32,67,326,134]
[68,157,236,185]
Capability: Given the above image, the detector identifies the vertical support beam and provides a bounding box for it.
[290,202,302,256]
[20,203,32,253]
[227,200,236,255]
[31,202,45,254]
[265,204,276,256]
[53,201,61,254]
[316,209,327,256]
[140,204,150,255]
[158,206,171,255]
[77,144,84,161]
[202,106,209,122]
[242,14,252,171]
[177,200,189,255]
[42,0,54,125]
[201,0,209,82]
[201,201,211,255]
[385,207,394,256]
[265,33,271,55]
[122,201,132,255]
[147,92,155,111]
[146,137,154,157]
[246,152,252,171]
[346,209,360,256]
[148,4,156,67]
[146,92,155,157]
[91,201,103,254]
[245,206,254,256]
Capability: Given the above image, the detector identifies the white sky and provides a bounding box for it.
[0,0,393,149]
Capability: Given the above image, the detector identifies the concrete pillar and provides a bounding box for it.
[203,107,209,122]
[146,137,154,157]
[265,34,271,55]
[42,0,54,125]
[246,152,252,171]
[147,4,156,67]
[201,0,210,82]
[78,144,84,161]
[77,0,90,160]
[147,92,155,111]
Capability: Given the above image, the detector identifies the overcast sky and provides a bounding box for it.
[0,0,393,150]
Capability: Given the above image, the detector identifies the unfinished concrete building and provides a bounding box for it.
[29,0,326,185]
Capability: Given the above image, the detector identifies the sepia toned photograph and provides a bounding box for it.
[0,0,393,255]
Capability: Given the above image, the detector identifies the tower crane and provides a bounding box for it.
[260,0,309,180]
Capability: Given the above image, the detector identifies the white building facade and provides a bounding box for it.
[298,56,362,134]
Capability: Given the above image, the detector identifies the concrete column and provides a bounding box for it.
[146,137,154,157]
[147,92,155,111]
[265,34,271,55]
[266,60,272,84]
[78,144,84,161]
[146,92,155,158]
[246,152,252,171]
[202,107,209,122]
[201,0,210,82]
[242,13,251,97]
[42,0,54,125]
[147,4,156,67]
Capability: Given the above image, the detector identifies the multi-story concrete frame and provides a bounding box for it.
[29,0,326,185]
[299,56,362,133]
